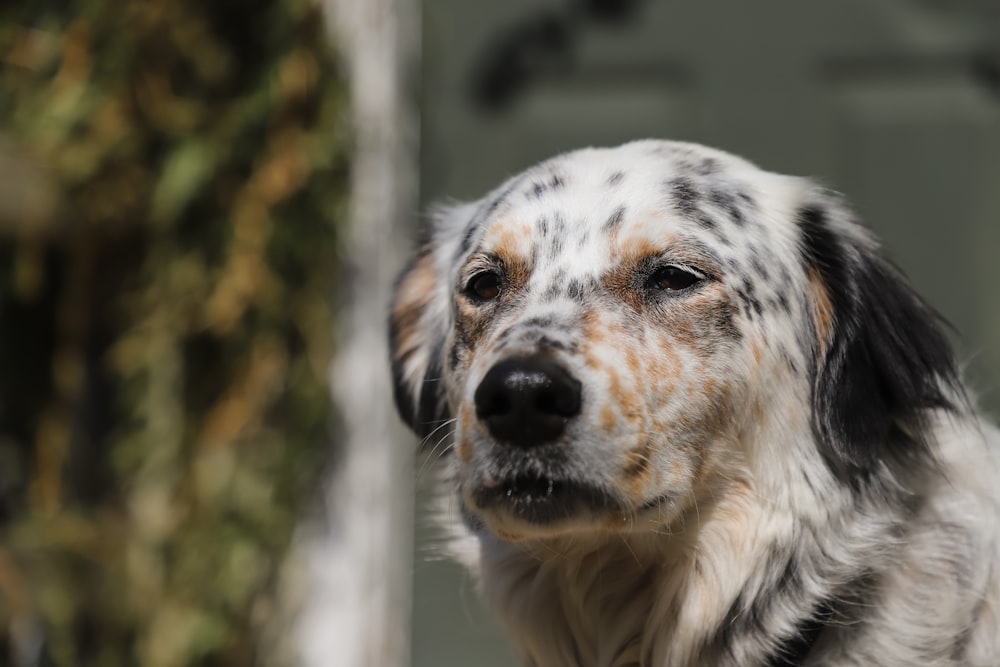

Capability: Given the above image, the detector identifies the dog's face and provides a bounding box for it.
[391,140,957,541]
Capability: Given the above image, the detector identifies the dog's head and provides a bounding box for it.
[390,140,961,541]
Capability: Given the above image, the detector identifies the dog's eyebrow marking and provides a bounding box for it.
[660,237,726,275]
[456,177,527,259]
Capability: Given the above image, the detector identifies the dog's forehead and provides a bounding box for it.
[470,141,780,273]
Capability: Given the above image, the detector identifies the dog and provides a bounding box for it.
[389,140,1000,666]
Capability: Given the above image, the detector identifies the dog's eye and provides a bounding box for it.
[466,270,503,301]
[645,265,702,292]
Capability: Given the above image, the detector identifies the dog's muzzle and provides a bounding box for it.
[469,355,614,526]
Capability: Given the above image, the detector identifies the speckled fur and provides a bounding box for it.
[389,140,1000,666]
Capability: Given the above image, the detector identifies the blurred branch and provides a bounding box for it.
[293,0,419,666]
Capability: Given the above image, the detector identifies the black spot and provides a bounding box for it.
[798,201,964,483]
[603,205,626,233]
[552,212,568,237]
[709,189,747,227]
[455,225,479,263]
[549,173,565,189]
[713,229,734,247]
[485,192,507,217]
[519,315,557,330]
[566,279,587,302]
[538,216,550,237]
[540,336,578,353]
[749,253,769,281]
[528,181,547,199]
[776,292,791,314]
[696,214,717,230]
[607,171,625,186]
[668,177,702,217]
[735,282,762,321]
[714,301,742,340]
[542,281,561,302]
[546,237,565,263]
[737,190,756,208]
[778,265,791,287]
[696,157,719,175]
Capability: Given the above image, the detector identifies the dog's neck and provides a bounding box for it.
[465,434,915,667]
[473,474,790,666]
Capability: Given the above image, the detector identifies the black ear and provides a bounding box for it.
[388,247,451,440]
[797,197,964,480]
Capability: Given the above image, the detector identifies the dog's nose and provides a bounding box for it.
[474,356,582,446]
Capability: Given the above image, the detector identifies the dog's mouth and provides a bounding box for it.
[469,472,617,525]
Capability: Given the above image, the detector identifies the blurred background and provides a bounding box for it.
[0,0,997,666]
[0,0,351,665]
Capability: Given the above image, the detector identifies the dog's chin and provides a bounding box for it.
[463,473,632,541]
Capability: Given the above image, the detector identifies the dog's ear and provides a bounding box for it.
[389,246,449,438]
[796,191,963,480]
[389,202,478,440]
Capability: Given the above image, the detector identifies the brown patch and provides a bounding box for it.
[601,404,618,433]
[662,289,741,352]
[390,249,437,365]
[624,342,642,376]
[458,439,472,463]
[603,236,665,311]
[452,241,535,355]
[494,245,533,294]
[494,528,524,542]
[454,299,493,352]
[623,440,653,480]
[483,217,535,272]
[808,266,834,355]
[458,405,475,462]
[607,367,642,426]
